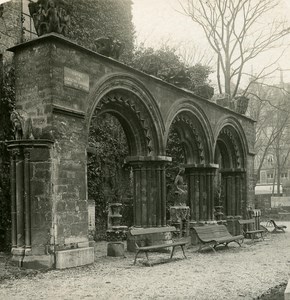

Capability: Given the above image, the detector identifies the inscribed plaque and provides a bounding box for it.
[64,67,90,92]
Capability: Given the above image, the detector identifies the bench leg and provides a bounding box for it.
[181,245,187,259]
[145,251,151,266]
[170,246,175,259]
[134,250,140,265]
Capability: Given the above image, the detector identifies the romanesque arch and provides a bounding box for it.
[165,100,216,221]
[214,117,248,217]
[7,34,255,269]
[86,73,165,156]
[86,74,169,228]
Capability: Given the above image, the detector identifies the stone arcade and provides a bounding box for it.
[7,33,255,269]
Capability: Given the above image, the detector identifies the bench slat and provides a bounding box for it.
[193,225,244,251]
[238,219,255,225]
[137,241,187,251]
[130,226,176,236]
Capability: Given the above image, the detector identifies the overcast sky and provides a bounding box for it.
[132,0,290,86]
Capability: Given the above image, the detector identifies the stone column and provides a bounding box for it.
[126,156,171,228]
[186,164,218,222]
[221,169,246,217]
[7,140,54,268]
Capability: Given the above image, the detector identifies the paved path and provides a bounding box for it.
[0,222,290,300]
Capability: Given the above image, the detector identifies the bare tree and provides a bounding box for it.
[248,80,290,189]
[179,0,290,99]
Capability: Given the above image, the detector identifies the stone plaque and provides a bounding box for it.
[64,67,90,92]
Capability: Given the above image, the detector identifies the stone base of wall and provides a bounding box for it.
[55,247,95,269]
[10,254,55,269]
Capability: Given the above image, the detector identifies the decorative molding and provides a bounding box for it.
[220,128,242,167]
[52,105,85,119]
[95,94,155,154]
[172,114,205,164]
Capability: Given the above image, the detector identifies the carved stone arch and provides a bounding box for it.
[165,99,214,164]
[86,73,164,156]
[214,117,249,217]
[214,117,249,169]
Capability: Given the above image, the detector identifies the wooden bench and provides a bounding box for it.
[193,225,244,252]
[129,227,187,266]
[268,219,287,233]
[238,219,265,240]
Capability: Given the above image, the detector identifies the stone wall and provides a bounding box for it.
[0,0,21,61]
[9,34,256,268]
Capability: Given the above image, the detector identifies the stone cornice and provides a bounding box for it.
[52,105,85,119]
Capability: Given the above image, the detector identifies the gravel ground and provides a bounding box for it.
[0,222,290,300]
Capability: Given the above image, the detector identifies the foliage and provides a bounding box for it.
[130,45,212,91]
[66,0,135,63]
[87,113,132,240]
[0,64,15,251]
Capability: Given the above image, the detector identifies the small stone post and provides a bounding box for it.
[106,203,127,257]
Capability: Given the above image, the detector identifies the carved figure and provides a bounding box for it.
[174,168,187,206]
[10,110,34,140]
[94,37,124,60]
[11,110,24,140]
[28,0,70,36]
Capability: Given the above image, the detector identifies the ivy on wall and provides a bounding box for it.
[0,64,15,251]
[88,114,132,240]
[67,0,135,63]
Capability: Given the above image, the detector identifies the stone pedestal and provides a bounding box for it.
[170,206,190,237]
[107,242,125,257]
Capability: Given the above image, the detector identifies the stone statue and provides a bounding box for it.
[28,0,70,36]
[174,168,187,206]
[10,110,34,140]
[94,37,124,60]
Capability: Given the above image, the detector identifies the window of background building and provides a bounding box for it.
[267,173,274,179]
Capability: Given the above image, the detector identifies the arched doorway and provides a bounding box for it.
[87,87,168,228]
[87,112,131,240]
[214,123,247,217]
[165,107,215,222]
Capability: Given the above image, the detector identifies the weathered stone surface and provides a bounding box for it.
[8,34,256,269]
[55,247,94,269]
[107,242,125,257]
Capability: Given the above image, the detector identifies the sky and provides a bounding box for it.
[132,0,290,87]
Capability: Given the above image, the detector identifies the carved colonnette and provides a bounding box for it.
[186,164,218,222]
[7,140,54,267]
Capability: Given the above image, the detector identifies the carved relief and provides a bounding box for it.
[28,0,71,37]
[94,37,124,60]
[172,115,205,164]
[95,94,154,154]
[220,128,241,167]
[10,110,34,140]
